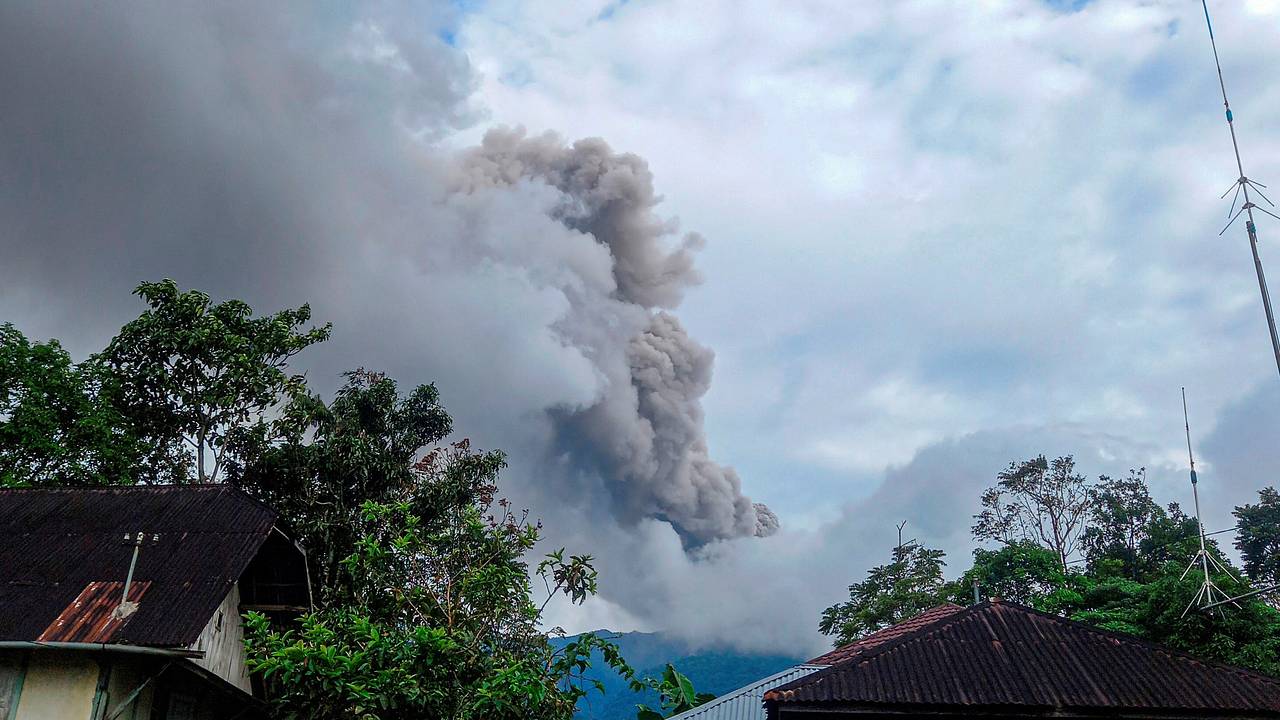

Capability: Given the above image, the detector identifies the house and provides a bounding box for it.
[764,600,1280,720]
[666,604,965,720]
[0,485,311,720]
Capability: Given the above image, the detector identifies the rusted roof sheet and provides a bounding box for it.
[766,601,1280,715]
[0,485,275,647]
[806,604,964,666]
[38,580,152,642]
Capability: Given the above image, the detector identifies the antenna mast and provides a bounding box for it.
[1201,0,1280,380]
[1179,388,1238,617]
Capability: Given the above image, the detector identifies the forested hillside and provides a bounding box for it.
[551,631,802,719]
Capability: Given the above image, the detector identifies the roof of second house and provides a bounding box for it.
[806,603,964,666]
[667,665,825,720]
[0,485,277,648]
[766,600,1280,717]
[667,605,966,720]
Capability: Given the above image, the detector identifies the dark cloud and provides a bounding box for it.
[0,1,769,545]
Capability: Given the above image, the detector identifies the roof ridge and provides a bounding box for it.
[770,600,1280,706]
[0,484,279,523]
[994,600,1280,690]
[768,603,980,701]
[807,603,965,664]
[1,484,233,493]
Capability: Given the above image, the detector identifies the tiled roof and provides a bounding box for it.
[666,666,825,720]
[806,604,964,666]
[0,485,276,647]
[766,601,1280,715]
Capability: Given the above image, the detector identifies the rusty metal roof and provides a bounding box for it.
[0,485,276,647]
[806,604,964,666]
[766,601,1280,716]
[37,580,152,642]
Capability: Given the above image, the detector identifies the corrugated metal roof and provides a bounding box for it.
[766,601,1280,715]
[37,580,152,642]
[0,485,276,647]
[667,666,825,720]
[662,606,967,720]
[806,604,963,666]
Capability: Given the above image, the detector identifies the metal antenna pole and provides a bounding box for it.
[1179,388,1238,617]
[1202,0,1280,380]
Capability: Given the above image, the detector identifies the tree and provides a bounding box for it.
[0,324,149,486]
[633,665,715,720]
[819,542,947,646]
[946,541,1067,608]
[1235,487,1280,588]
[240,372,634,719]
[973,455,1092,570]
[100,279,330,483]
[1134,502,1206,582]
[1081,469,1163,577]
[1042,565,1280,676]
[230,370,453,601]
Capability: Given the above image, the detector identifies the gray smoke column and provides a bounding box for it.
[0,1,771,546]
[457,129,777,541]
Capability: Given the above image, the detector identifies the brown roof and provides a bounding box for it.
[807,604,964,666]
[767,601,1280,716]
[0,485,277,647]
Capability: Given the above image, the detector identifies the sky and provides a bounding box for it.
[3,0,1280,657]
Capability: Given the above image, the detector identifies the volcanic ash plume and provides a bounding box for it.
[457,128,778,542]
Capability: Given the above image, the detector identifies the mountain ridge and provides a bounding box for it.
[551,629,803,719]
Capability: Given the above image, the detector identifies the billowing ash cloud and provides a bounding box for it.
[0,2,770,544]
[455,129,776,541]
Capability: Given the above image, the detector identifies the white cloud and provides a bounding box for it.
[454,0,1280,645]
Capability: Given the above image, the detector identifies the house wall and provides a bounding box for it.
[103,661,154,720]
[9,652,101,720]
[187,584,251,694]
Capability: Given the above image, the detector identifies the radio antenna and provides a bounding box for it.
[1179,388,1239,617]
[1201,0,1280,379]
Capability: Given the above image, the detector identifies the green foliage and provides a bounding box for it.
[100,279,330,482]
[972,455,1093,570]
[1045,570,1280,675]
[819,542,947,646]
[632,664,715,719]
[240,374,635,720]
[0,324,146,486]
[945,541,1066,608]
[1235,487,1280,587]
[230,370,454,602]
[824,454,1280,678]
[1081,469,1162,577]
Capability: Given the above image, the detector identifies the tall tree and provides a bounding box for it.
[946,540,1067,608]
[819,542,947,646]
[972,455,1093,570]
[0,324,151,486]
[230,370,453,602]
[1081,469,1163,577]
[1234,487,1280,589]
[100,280,330,482]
